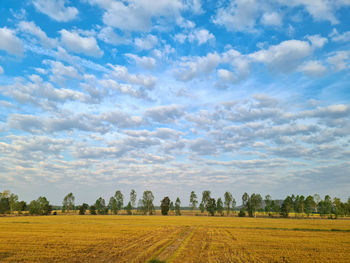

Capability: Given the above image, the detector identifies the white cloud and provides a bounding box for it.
[190,29,215,45]
[108,64,156,89]
[298,60,327,77]
[306,34,328,48]
[249,40,313,73]
[261,12,282,26]
[89,0,184,32]
[330,28,350,42]
[145,104,185,123]
[0,27,23,56]
[33,0,78,22]
[0,66,3,74]
[327,51,350,71]
[43,60,80,84]
[175,52,221,81]
[97,26,130,45]
[212,0,259,32]
[18,21,57,48]
[134,35,158,50]
[125,54,156,69]
[60,29,103,57]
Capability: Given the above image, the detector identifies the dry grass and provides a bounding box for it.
[0,215,349,262]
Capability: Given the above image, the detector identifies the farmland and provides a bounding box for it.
[1,215,349,262]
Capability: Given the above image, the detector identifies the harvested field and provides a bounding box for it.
[0,215,349,262]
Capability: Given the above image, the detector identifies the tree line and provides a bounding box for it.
[1,190,350,219]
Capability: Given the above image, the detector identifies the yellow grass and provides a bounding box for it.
[0,215,349,262]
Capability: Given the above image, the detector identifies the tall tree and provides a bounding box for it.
[280,196,293,218]
[170,201,174,213]
[224,192,233,215]
[108,197,118,214]
[62,193,75,213]
[264,195,272,214]
[175,197,181,216]
[29,196,52,215]
[125,201,133,215]
[304,195,315,216]
[9,193,18,214]
[95,197,107,215]
[217,198,224,216]
[189,191,198,211]
[115,190,124,214]
[79,203,89,215]
[15,201,27,214]
[201,190,211,214]
[130,189,137,209]
[161,196,170,215]
[206,198,216,216]
[142,190,155,215]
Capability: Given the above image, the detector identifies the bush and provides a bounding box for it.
[238,209,246,217]
[53,211,57,215]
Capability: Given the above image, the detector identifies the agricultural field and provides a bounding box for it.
[0,215,349,262]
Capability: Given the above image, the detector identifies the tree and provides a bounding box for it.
[175,197,181,216]
[248,194,262,217]
[0,191,10,214]
[304,195,315,217]
[201,190,211,214]
[280,196,293,218]
[9,193,18,214]
[130,189,137,209]
[95,197,107,215]
[224,192,233,216]
[318,195,332,217]
[199,202,205,213]
[264,195,272,214]
[217,198,224,216]
[206,198,216,216]
[115,190,124,214]
[125,201,133,215]
[62,193,75,213]
[16,201,27,214]
[161,196,170,215]
[142,190,155,215]
[89,205,97,215]
[109,197,118,214]
[242,192,249,207]
[29,196,52,215]
[169,201,174,213]
[79,203,89,215]
[189,191,198,211]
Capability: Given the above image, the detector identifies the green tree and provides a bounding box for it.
[206,198,216,216]
[62,193,75,213]
[161,196,170,215]
[130,189,137,209]
[175,197,181,216]
[318,195,332,217]
[201,190,211,214]
[224,191,233,216]
[199,202,205,213]
[89,205,97,215]
[95,197,107,215]
[125,201,133,215]
[243,193,262,217]
[15,201,27,214]
[0,191,10,214]
[216,197,224,216]
[189,191,198,211]
[142,190,155,215]
[109,197,118,214]
[115,190,124,214]
[169,201,174,213]
[79,203,89,215]
[280,196,293,218]
[9,193,18,214]
[304,195,315,216]
[264,195,272,214]
[29,196,52,215]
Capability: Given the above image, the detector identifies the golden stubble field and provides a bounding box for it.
[0,215,349,262]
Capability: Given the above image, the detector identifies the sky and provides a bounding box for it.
[0,0,349,205]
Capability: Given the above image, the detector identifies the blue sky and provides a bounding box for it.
[0,0,349,205]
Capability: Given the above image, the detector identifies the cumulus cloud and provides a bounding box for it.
[298,60,327,77]
[88,0,184,31]
[330,28,350,42]
[134,34,158,50]
[18,21,57,48]
[33,0,78,22]
[261,12,282,26]
[97,26,130,45]
[182,28,215,45]
[145,104,185,123]
[327,51,350,71]
[175,52,221,81]
[0,65,3,74]
[125,54,156,69]
[108,64,156,89]
[60,29,103,57]
[0,27,23,56]
[249,40,313,73]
